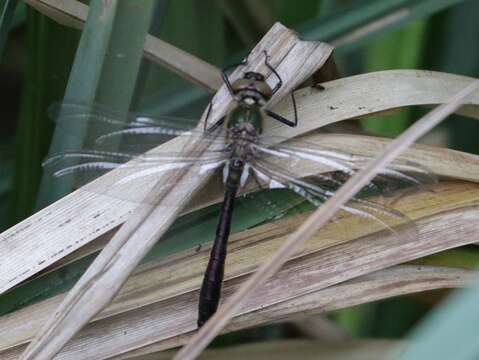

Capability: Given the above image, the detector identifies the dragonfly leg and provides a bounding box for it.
[221,56,249,97]
[263,50,298,127]
[263,50,283,95]
[205,116,226,133]
[265,106,297,127]
[203,101,213,131]
[291,88,298,125]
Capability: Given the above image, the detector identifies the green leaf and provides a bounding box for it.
[265,0,319,27]
[137,0,227,117]
[9,8,79,224]
[299,0,468,53]
[422,1,479,154]
[36,0,156,206]
[413,248,479,270]
[362,19,427,137]
[0,0,19,60]
[335,304,376,337]
[395,279,479,360]
[214,0,268,46]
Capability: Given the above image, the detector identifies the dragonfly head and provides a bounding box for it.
[231,72,273,105]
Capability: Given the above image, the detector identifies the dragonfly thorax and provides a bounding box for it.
[225,103,262,162]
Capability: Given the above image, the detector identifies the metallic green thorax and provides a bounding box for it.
[225,103,264,134]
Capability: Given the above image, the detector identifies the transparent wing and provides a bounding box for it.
[252,136,436,195]
[245,136,437,244]
[43,102,229,205]
[50,102,228,153]
[43,147,228,204]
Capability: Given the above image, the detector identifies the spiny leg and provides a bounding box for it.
[263,50,283,95]
[262,50,298,127]
[205,116,226,133]
[203,101,213,131]
[221,54,250,97]
[265,89,298,127]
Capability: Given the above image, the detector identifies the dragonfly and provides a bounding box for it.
[43,52,435,328]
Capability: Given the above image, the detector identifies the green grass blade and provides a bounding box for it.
[137,0,226,117]
[423,1,479,154]
[9,8,78,224]
[36,0,156,206]
[299,0,468,53]
[362,19,427,137]
[414,248,479,269]
[265,0,319,27]
[395,280,479,360]
[214,0,269,46]
[0,0,19,59]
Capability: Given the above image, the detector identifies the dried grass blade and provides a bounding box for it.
[158,339,404,360]
[2,180,479,359]
[18,23,333,360]
[175,80,479,359]
[1,70,477,298]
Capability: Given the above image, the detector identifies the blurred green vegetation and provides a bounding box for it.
[0,0,478,353]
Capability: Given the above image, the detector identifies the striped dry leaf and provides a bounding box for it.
[3,3,479,359]
[1,70,479,358]
[1,180,479,359]
[176,77,479,358]
[1,70,478,298]
[122,339,404,360]
[17,22,334,360]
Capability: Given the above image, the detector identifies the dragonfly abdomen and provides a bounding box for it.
[198,161,244,327]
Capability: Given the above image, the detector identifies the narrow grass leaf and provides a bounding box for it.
[0,0,18,59]
[175,78,479,360]
[35,0,156,206]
